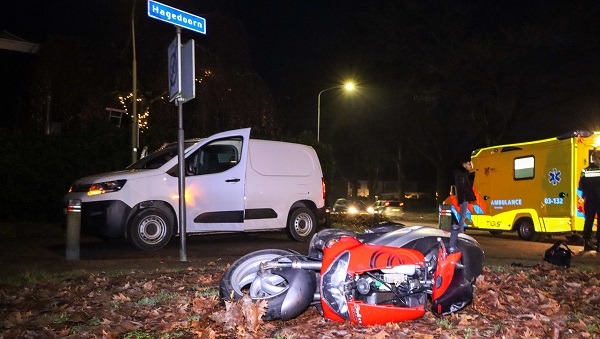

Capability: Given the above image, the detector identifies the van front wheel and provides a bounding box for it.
[287,207,316,242]
[129,208,173,251]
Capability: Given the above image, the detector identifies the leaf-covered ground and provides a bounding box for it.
[1,260,599,339]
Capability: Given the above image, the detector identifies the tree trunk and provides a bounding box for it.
[396,143,404,200]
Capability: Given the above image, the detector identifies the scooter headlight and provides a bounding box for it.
[321,251,350,319]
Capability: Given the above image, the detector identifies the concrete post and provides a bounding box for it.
[65,199,81,261]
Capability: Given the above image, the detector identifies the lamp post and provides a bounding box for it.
[131,0,139,163]
[317,83,354,143]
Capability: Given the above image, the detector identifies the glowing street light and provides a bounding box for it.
[317,82,355,143]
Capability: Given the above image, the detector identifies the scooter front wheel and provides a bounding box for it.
[220,249,315,320]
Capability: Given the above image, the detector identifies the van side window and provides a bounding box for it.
[514,156,535,180]
[186,137,242,176]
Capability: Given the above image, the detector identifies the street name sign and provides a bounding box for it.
[147,0,206,261]
[147,0,206,35]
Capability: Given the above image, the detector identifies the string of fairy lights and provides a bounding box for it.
[117,93,150,133]
[115,69,211,133]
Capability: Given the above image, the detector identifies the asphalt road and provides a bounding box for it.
[1,221,598,280]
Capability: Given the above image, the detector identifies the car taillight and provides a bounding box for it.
[322,177,326,199]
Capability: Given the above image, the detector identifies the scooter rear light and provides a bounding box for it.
[321,251,350,319]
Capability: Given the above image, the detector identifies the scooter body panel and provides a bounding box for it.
[320,237,428,324]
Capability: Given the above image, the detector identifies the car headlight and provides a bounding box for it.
[84,180,127,196]
[321,251,350,319]
[367,206,374,213]
[348,207,358,214]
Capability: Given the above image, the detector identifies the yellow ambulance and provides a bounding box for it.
[445,131,600,241]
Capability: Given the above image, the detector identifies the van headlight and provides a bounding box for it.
[69,179,127,196]
[84,180,127,196]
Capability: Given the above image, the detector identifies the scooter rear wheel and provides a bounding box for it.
[220,249,301,320]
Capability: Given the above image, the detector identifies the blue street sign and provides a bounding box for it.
[147,0,206,35]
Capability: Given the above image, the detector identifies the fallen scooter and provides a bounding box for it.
[219,223,485,325]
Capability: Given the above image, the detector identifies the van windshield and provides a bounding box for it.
[127,142,197,170]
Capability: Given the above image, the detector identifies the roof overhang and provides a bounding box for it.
[0,31,40,54]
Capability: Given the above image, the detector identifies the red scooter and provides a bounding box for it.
[220,223,484,324]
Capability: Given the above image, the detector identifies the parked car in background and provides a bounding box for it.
[373,200,405,220]
[331,198,373,215]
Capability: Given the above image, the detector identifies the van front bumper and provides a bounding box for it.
[66,200,132,239]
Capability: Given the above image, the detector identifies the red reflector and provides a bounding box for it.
[67,206,81,213]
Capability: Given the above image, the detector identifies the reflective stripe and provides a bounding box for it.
[584,171,600,177]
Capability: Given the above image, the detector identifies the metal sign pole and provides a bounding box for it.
[148,0,205,263]
[175,26,187,262]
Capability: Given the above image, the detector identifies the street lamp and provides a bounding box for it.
[317,82,355,143]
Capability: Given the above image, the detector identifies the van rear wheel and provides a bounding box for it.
[129,208,174,251]
[287,207,316,242]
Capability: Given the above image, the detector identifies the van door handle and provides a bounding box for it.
[226,178,241,182]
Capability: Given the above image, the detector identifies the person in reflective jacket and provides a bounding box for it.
[579,150,600,252]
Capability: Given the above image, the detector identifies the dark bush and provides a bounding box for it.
[0,120,129,222]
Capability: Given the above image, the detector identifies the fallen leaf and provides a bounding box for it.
[112,292,131,302]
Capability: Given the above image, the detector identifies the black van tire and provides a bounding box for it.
[287,207,316,242]
[129,208,173,251]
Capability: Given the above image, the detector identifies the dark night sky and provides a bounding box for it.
[0,1,367,132]
[3,1,599,135]
[215,1,374,135]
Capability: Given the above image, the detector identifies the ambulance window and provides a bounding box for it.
[514,156,534,180]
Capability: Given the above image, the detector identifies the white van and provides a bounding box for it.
[64,128,327,250]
